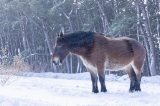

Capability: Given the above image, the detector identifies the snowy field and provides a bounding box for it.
[0,72,160,106]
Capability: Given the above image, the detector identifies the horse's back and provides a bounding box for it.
[94,35,145,58]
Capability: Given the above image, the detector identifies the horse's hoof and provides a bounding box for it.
[101,88,107,92]
[92,89,99,93]
[135,88,141,92]
[129,88,141,93]
[135,86,141,91]
[129,88,134,93]
[129,90,134,93]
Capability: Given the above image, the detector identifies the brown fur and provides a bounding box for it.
[52,31,146,93]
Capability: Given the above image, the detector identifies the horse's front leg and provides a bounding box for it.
[88,70,99,93]
[97,67,107,92]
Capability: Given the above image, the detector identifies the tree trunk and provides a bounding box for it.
[19,12,27,52]
[97,1,110,34]
[140,25,151,76]
[66,56,70,73]
[63,9,73,32]
[157,0,160,50]
[136,0,156,76]
[136,1,140,41]
[75,1,80,30]
[70,54,73,73]
[76,57,82,73]
[23,12,53,55]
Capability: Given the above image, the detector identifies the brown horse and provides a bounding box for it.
[52,31,146,93]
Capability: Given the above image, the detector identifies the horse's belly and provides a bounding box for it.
[104,60,131,71]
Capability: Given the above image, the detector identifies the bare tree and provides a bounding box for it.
[97,1,110,34]
[135,0,156,76]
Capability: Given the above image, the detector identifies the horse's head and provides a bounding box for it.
[52,32,69,65]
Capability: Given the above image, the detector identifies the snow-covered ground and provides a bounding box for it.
[0,72,160,106]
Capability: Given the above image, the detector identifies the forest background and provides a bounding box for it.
[0,0,159,76]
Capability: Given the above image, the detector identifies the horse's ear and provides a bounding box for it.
[59,31,64,37]
[57,33,59,37]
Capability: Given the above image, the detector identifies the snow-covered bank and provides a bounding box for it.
[0,72,160,106]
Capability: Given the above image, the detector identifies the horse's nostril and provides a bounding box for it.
[52,61,56,65]
[52,60,59,65]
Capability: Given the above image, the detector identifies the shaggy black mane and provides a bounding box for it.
[63,31,95,48]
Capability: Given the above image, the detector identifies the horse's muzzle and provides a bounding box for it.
[52,60,62,65]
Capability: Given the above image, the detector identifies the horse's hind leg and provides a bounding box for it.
[125,64,142,92]
[125,65,138,92]
[125,65,136,92]
[132,61,143,92]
